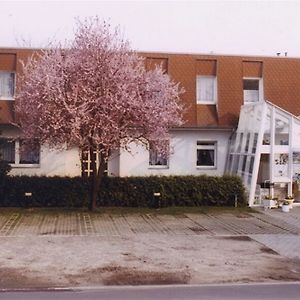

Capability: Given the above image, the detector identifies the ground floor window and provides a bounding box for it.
[149,141,168,167]
[196,141,217,167]
[0,139,40,165]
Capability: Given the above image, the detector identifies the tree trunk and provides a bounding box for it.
[89,147,107,211]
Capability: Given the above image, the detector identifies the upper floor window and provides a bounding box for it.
[196,141,217,168]
[149,141,168,167]
[0,72,15,100]
[243,78,263,104]
[196,75,217,104]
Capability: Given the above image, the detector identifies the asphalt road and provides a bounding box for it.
[1,283,300,300]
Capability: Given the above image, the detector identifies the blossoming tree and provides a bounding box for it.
[15,18,184,210]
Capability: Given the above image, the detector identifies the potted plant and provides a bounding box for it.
[282,200,290,212]
[263,195,277,209]
[284,195,294,209]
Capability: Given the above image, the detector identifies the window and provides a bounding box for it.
[0,139,40,166]
[196,141,217,168]
[0,72,15,100]
[149,141,168,167]
[19,140,40,164]
[196,76,217,104]
[0,139,15,163]
[243,78,262,104]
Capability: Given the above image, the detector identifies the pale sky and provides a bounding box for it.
[1,0,300,57]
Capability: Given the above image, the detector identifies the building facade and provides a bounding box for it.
[1,48,300,205]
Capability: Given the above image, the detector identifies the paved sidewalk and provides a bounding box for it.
[1,208,300,260]
[249,207,300,259]
[1,208,300,237]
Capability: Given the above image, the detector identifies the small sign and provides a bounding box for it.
[153,192,161,196]
[24,192,32,197]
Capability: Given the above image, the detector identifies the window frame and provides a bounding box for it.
[148,141,169,169]
[196,141,217,169]
[243,77,263,104]
[0,138,40,168]
[0,71,16,100]
[196,75,217,105]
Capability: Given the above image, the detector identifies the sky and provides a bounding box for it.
[1,0,300,57]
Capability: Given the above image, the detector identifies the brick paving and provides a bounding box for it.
[250,234,300,259]
[1,208,300,259]
[249,207,300,259]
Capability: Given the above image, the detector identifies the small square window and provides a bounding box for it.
[0,72,15,100]
[196,76,217,104]
[196,141,217,168]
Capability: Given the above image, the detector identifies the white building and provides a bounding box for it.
[2,49,300,206]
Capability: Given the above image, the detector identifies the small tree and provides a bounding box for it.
[15,18,184,210]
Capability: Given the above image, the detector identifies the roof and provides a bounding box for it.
[1,48,300,128]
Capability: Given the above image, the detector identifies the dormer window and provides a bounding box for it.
[243,78,263,104]
[0,71,15,100]
[196,76,217,104]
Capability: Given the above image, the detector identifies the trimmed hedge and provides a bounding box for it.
[0,175,247,208]
[0,176,90,208]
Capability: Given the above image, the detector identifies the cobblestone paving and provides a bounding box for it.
[250,234,300,259]
[2,208,300,259]
[249,207,300,258]
[1,208,300,238]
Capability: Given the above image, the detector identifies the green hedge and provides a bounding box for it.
[0,176,90,207]
[0,175,247,208]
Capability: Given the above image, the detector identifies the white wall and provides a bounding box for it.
[9,146,81,177]
[118,129,232,177]
[1,126,81,177]
[2,126,232,178]
[107,150,120,177]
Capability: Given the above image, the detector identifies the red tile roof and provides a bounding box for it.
[2,48,300,127]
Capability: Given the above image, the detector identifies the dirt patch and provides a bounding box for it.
[262,258,300,281]
[188,226,206,233]
[236,213,251,218]
[65,265,190,286]
[0,267,56,289]
[219,236,252,241]
[1,227,300,287]
[101,267,191,285]
[260,246,279,255]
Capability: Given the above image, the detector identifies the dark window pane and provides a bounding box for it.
[243,79,259,90]
[0,139,15,163]
[19,140,40,164]
[197,149,214,166]
[196,141,215,146]
[149,141,168,166]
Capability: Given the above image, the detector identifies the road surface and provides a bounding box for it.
[1,283,300,300]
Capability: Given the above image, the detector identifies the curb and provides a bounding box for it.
[1,281,300,293]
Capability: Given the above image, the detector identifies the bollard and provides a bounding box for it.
[153,192,161,209]
[24,192,32,208]
[234,194,238,208]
